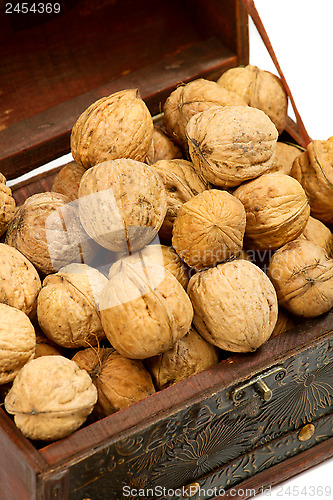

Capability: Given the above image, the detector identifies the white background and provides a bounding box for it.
[248,1,333,498]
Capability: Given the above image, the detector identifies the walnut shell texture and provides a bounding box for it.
[187,260,278,352]
[4,355,97,441]
[270,308,296,339]
[267,239,333,318]
[51,161,86,201]
[78,159,167,252]
[71,89,154,168]
[0,243,41,317]
[99,262,193,359]
[217,65,288,133]
[5,192,97,275]
[172,189,246,270]
[186,105,278,188]
[0,303,36,384]
[234,172,310,250]
[163,78,247,147]
[270,142,303,175]
[297,216,333,257]
[0,174,16,237]
[145,126,183,165]
[145,326,219,390]
[110,244,190,289]
[151,159,210,241]
[290,137,333,225]
[37,264,108,348]
[73,347,155,417]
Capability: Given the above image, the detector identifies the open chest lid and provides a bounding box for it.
[0,0,250,179]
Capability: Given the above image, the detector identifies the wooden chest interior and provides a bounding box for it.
[0,0,248,179]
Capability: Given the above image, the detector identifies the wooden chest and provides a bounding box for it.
[0,1,332,499]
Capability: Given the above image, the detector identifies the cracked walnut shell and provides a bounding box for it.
[71,89,154,168]
[186,105,278,188]
[172,189,246,270]
[0,304,36,384]
[187,260,278,352]
[4,355,97,441]
[99,262,193,359]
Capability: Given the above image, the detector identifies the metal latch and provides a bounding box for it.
[230,365,287,404]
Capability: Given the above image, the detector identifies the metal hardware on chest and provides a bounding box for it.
[230,365,287,404]
[298,424,315,442]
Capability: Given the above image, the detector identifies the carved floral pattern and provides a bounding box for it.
[68,337,333,500]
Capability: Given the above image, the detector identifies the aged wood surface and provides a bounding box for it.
[39,310,333,467]
[0,0,249,179]
[215,437,333,499]
[0,410,49,500]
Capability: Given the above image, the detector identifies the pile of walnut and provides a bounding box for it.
[1,65,333,442]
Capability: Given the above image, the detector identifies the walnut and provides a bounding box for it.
[270,308,296,338]
[72,347,155,417]
[5,192,97,275]
[233,172,310,250]
[150,159,209,241]
[51,161,86,201]
[297,216,333,257]
[110,244,190,289]
[37,263,108,348]
[187,260,278,352]
[0,173,16,237]
[71,89,154,168]
[145,326,219,390]
[270,142,303,175]
[78,159,167,253]
[99,262,193,359]
[0,304,36,384]
[186,105,278,188]
[4,355,97,441]
[0,243,41,317]
[163,78,247,147]
[172,189,246,270]
[290,136,333,225]
[217,65,288,133]
[34,330,64,358]
[267,239,333,318]
[145,126,183,165]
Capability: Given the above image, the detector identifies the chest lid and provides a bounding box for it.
[0,0,249,178]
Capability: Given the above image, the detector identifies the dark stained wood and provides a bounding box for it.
[0,410,49,500]
[11,166,63,206]
[215,437,333,499]
[39,310,333,467]
[0,37,238,180]
[0,0,249,180]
